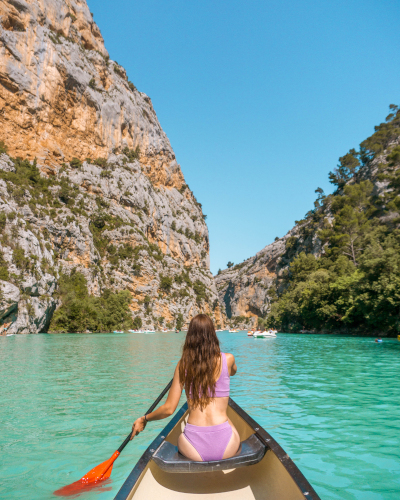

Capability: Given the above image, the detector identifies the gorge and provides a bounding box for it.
[0,0,399,337]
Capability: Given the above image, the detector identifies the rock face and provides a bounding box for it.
[0,0,224,333]
[214,226,320,328]
[0,0,182,188]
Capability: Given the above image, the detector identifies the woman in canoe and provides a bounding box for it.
[131,314,240,461]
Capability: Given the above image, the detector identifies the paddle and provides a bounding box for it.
[54,378,173,497]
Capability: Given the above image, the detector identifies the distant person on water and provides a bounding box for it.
[131,314,240,461]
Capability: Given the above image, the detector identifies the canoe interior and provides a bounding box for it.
[117,400,318,500]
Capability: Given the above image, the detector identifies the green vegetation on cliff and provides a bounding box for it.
[267,105,400,335]
[49,270,133,332]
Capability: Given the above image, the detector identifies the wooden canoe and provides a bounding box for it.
[114,398,321,500]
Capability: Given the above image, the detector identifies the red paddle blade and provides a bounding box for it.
[53,451,120,497]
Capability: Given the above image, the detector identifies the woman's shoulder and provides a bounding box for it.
[224,352,235,365]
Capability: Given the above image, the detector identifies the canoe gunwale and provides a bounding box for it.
[228,398,321,500]
[114,398,321,500]
[114,403,188,500]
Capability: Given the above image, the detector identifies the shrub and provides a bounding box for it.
[118,243,134,260]
[0,141,8,154]
[100,170,112,178]
[0,250,9,280]
[13,246,29,270]
[0,266,9,280]
[133,316,142,329]
[92,212,106,229]
[128,81,136,92]
[122,146,140,162]
[93,157,108,168]
[171,221,176,231]
[49,270,133,332]
[0,213,6,232]
[95,197,110,209]
[70,158,82,168]
[193,280,207,304]
[285,236,298,250]
[89,78,96,90]
[59,178,75,205]
[113,63,126,79]
[176,313,184,330]
[160,275,173,293]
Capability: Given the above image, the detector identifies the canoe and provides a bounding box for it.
[114,398,320,500]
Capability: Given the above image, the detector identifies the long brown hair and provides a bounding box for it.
[179,314,221,410]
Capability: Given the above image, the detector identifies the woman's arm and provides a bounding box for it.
[226,353,237,376]
[131,362,183,439]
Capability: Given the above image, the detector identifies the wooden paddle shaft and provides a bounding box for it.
[117,379,173,453]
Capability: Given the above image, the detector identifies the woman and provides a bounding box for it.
[131,314,240,461]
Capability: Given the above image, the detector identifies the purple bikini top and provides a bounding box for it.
[187,352,230,398]
[214,352,230,397]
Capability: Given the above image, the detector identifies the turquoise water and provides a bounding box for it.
[1,332,399,500]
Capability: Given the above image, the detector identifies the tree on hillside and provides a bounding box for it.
[329,149,361,188]
[227,261,234,268]
[319,181,373,266]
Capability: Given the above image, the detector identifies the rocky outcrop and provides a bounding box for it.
[0,0,225,333]
[214,227,314,328]
[0,0,183,189]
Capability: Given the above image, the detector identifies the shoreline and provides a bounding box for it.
[3,330,397,338]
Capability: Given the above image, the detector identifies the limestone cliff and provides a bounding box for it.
[0,0,224,333]
[214,226,320,329]
[0,0,180,188]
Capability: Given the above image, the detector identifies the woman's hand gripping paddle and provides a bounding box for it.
[54,379,173,497]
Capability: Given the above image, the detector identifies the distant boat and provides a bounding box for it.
[113,330,124,333]
[253,330,277,338]
[229,329,239,333]
[6,333,15,337]
[247,331,254,336]
[145,330,156,334]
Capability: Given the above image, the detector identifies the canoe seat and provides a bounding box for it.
[152,433,267,473]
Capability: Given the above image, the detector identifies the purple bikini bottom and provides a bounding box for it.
[183,421,233,461]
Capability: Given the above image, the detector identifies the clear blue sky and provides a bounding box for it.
[90,0,400,275]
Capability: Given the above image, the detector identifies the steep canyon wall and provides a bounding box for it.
[0,0,225,333]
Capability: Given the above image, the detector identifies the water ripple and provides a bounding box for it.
[0,332,399,499]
